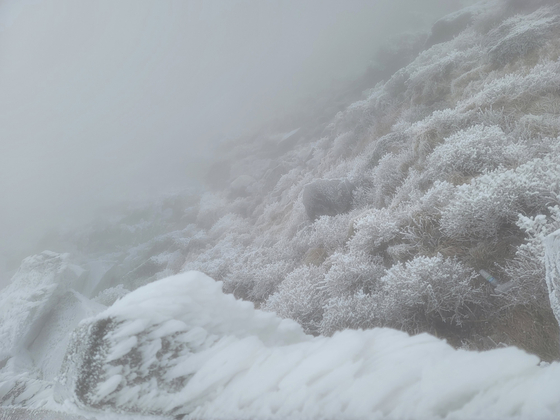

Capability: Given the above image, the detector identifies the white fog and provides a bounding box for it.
[0,0,469,277]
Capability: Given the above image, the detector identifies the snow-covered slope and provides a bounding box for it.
[2,0,560,418]
[177,0,560,358]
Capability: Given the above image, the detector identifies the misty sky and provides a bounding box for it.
[0,0,474,270]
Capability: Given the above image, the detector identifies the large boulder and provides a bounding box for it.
[424,9,473,49]
[0,252,85,367]
[302,179,354,220]
[229,174,256,198]
[55,271,307,417]
[0,252,105,409]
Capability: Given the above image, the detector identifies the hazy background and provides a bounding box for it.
[0,0,474,282]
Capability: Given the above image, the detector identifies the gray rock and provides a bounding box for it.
[230,174,256,197]
[425,10,473,49]
[302,179,354,220]
[0,407,92,420]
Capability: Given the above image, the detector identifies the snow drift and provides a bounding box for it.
[56,271,560,419]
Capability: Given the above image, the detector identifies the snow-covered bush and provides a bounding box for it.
[462,60,560,112]
[485,6,560,66]
[323,251,385,297]
[407,48,473,105]
[441,155,560,241]
[248,260,295,302]
[425,124,526,182]
[348,208,405,255]
[263,265,327,334]
[208,213,250,240]
[363,150,416,208]
[512,116,560,144]
[404,107,472,161]
[504,206,560,307]
[183,234,246,282]
[222,238,299,302]
[196,192,229,229]
[320,291,379,335]
[331,131,360,159]
[379,254,484,333]
[298,213,352,253]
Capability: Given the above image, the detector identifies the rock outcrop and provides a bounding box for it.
[302,179,354,220]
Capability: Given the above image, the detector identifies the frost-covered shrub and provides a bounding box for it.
[328,98,375,139]
[348,208,405,255]
[183,234,246,282]
[399,181,457,255]
[473,107,517,133]
[364,150,416,208]
[404,108,472,159]
[361,132,409,170]
[505,206,560,306]
[320,291,380,336]
[417,180,457,213]
[425,125,526,181]
[486,6,560,66]
[208,213,250,240]
[47,1,560,362]
[390,169,426,208]
[196,192,229,229]
[299,213,352,253]
[407,48,474,105]
[249,260,294,302]
[263,265,326,334]
[331,131,360,159]
[441,155,560,241]
[462,60,560,112]
[369,32,426,81]
[323,251,385,297]
[379,255,484,333]
[223,238,298,302]
[512,115,560,144]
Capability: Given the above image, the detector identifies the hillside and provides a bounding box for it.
[2,0,560,418]
[186,0,560,358]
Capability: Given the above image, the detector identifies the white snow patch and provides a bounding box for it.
[95,375,123,402]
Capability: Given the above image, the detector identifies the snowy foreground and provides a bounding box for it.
[0,270,555,419]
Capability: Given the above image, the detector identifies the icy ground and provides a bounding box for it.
[1,252,560,419]
[44,273,560,418]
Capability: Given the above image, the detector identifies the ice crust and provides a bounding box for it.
[0,252,104,374]
[544,229,560,330]
[55,271,560,419]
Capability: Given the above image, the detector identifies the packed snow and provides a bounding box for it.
[52,271,560,419]
[544,229,560,328]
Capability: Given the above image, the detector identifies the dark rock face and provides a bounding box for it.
[425,11,473,49]
[302,179,354,220]
[56,314,196,417]
[229,174,256,198]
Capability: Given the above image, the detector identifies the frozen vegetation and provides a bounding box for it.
[2,0,560,418]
